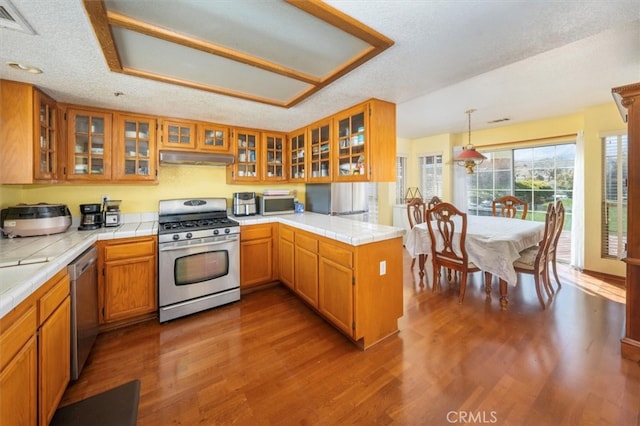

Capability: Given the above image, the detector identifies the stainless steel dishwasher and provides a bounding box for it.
[67,245,99,381]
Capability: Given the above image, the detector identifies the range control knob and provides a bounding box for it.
[213,229,220,235]
[172,234,179,241]
[186,232,193,239]
[224,228,230,234]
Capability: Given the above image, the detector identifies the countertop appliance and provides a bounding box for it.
[103,200,122,227]
[79,203,103,230]
[0,203,72,237]
[67,245,99,381]
[158,198,240,322]
[257,194,295,216]
[233,192,257,216]
[305,183,372,222]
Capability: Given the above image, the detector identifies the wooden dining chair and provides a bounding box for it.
[427,196,442,210]
[492,195,528,220]
[511,202,558,309]
[546,200,566,293]
[426,202,480,303]
[407,198,427,269]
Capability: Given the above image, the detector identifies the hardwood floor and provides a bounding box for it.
[60,249,640,425]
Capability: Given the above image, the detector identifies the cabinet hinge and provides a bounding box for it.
[352,276,355,286]
[369,107,372,116]
[352,321,356,330]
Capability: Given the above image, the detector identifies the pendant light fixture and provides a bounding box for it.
[454,109,486,174]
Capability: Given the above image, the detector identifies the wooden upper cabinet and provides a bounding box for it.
[159,119,196,150]
[262,132,286,181]
[198,123,229,152]
[0,80,60,184]
[34,91,58,182]
[66,107,113,181]
[228,128,261,182]
[113,113,157,181]
[288,127,307,182]
[308,119,332,182]
[334,104,367,181]
[333,99,396,182]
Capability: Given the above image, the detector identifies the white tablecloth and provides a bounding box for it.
[405,215,545,286]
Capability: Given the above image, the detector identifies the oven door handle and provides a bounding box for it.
[159,238,238,252]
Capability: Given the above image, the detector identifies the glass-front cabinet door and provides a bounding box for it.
[160,119,196,149]
[335,106,367,181]
[232,128,260,181]
[263,132,286,181]
[198,124,228,152]
[114,114,157,181]
[288,127,306,182]
[66,108,112,180]
[308,119,331,182]
[34,90,57,181]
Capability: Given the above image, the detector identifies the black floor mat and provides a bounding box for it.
[51,379,140,426]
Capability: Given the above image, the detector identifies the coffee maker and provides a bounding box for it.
[103,200,122,227]
[78,203,103,230]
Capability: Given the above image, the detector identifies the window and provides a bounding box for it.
[396,156,407,204]
[418,154,442,200]
[602,134,628,258]
[467,143,575,262]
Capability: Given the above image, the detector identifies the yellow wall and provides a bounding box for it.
[403,102,627,277]
[0,166,305,219]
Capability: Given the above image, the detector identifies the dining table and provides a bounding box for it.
[405,215,546,308]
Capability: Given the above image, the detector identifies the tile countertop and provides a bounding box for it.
[0,211,403,319]
[0,213,158,319]
[232,212,405,246]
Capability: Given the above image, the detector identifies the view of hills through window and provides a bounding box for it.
[467,143,575,262]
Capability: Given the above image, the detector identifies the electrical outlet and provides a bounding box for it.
[101,195,109,204]
[379,260,386,276]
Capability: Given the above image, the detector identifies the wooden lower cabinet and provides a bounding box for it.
[38,278,71,426]
[0,268,70,426]
[278,225,295,289]
[294,232,319,307]
[240,223,276,289]
[98,236,157,325]
[318,242,354,336]
[0,315,37,426]
[278,224,403,349]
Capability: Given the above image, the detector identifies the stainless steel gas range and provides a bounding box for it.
[157,198,240,322]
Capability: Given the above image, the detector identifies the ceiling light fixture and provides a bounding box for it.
[454,109,486,174]
[6,61,42,74]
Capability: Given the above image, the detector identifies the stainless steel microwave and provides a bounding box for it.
[257,195,295,216]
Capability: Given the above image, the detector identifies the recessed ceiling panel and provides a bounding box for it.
[83,0,394,107]
[104,0,371,78]
[112,27,311,103]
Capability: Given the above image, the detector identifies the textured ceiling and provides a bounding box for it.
[0,0,639,139]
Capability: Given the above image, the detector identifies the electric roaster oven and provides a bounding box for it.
[1,203,72,238]
[157,198,240,322]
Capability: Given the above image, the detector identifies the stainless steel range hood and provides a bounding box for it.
[159,150,235,166]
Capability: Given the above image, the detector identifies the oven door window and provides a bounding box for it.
[174,250,229,285]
